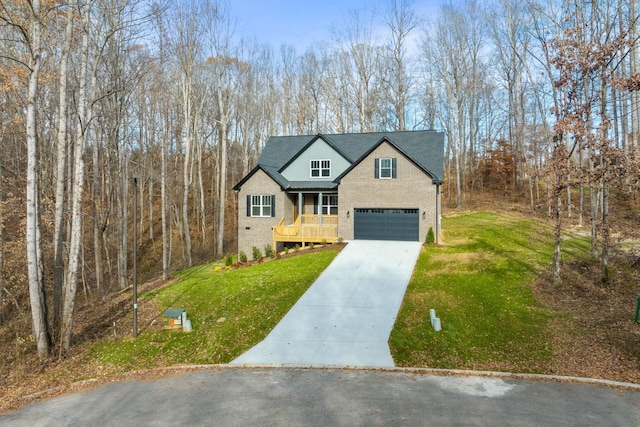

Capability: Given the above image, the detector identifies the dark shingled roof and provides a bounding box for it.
[234,130,444,191]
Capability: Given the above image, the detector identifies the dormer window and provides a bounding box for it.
[310,159,331,178]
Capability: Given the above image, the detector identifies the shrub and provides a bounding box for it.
[214,266,222,272]
[239,250,247,263]
[284,247,289,254]
[309,242,315,249]
[264,244,275,258]
[294,244,300,252]
[321,238,327,246]
[252,246,262,261]
[225,253,233,267]
[426,227,435,244]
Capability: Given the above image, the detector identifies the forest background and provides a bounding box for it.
[1,0,639,359]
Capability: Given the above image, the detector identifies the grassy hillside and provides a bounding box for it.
[90,249,340,371]
[390,212,590,372]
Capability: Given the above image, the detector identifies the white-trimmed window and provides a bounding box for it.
[375,158,397,179]
[322,195,338,215]
[314,194,338,215]
[247,195,274,217]
[380,158,392,178]
[310,159,331,178]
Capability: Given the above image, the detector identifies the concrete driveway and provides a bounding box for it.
[231,240,423,367]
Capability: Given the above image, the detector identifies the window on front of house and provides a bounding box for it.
[311,159,331,178]
[380,158,392,178]
[322,195,338,215]
[248,195,274,217]
[375,158,397,179]
[313,194,338,215]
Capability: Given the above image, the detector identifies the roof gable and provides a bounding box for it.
[234,130,445,190]
[334,136,440,183]
[232,164,287,191]
[278,134,353,172]
[279,135,352,182]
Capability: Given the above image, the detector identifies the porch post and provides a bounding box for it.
[318,192,323,225]
[297,192,303,221]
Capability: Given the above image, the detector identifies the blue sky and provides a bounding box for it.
[232,0,441,52]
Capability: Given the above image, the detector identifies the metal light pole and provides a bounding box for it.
[133,173,140,338]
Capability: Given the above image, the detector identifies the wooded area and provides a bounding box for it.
[0,0,639,358]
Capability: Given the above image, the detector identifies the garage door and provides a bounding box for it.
[354,208,419,241]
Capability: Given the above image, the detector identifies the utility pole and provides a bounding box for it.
[133,173,140,337]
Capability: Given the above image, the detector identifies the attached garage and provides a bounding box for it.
[353,208,419,241]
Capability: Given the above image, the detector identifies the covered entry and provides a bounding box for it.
[353,208,419,241]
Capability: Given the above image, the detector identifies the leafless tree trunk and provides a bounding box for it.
[0,143,4,307]
[92,129,105,296]
[202,1,240,256]
[153,4,171,280]
[334,9,384,132]
[53,0,75,332]
[630,0,640,148]
[172,1,204,268]
[382,0,419,131]
[491,0,529,191]
[23,0,51,359]
[61,0,91,353]
[424,2,485,209]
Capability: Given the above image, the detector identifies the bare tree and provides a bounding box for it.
[0,0,52,359]
[52,0,75,335]
[489,0,530,191]
[333,8,385,132]
[202,0,244,257]
[60,0,91,353]
[0,128,4,311]
[170,0,206,267]
[422,1,487,208]
[382,0,420,131]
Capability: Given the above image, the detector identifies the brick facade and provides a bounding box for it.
[337,142,439,242]
[235,134,443,253]
[237,169,288,257]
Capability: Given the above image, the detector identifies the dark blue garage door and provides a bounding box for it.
[354,208,419,241]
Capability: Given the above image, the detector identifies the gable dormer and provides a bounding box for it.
[279,134,352,182]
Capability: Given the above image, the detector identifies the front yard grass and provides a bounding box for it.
[90,249,338,371]
[390,211,590,372]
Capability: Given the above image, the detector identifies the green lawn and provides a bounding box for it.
[390,211,590,372]
[90,211,590,374]
[90,250,338,370]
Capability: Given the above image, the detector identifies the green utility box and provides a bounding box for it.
[162,308,186,330]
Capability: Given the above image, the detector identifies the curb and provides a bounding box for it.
[159,363,640,390]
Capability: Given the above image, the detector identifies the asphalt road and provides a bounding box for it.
[2,368,639,426]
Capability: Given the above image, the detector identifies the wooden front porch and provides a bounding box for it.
[273,214,338,248]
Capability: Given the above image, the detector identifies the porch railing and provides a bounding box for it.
[299,214,338,226]
[273,214,338,248]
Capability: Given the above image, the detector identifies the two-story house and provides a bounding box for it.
[233,130,444,256]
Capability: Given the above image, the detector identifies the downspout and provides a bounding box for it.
[297,192,302,221]
[318,191,323,225]
[436,183,441,243]
[235,190,240,260]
